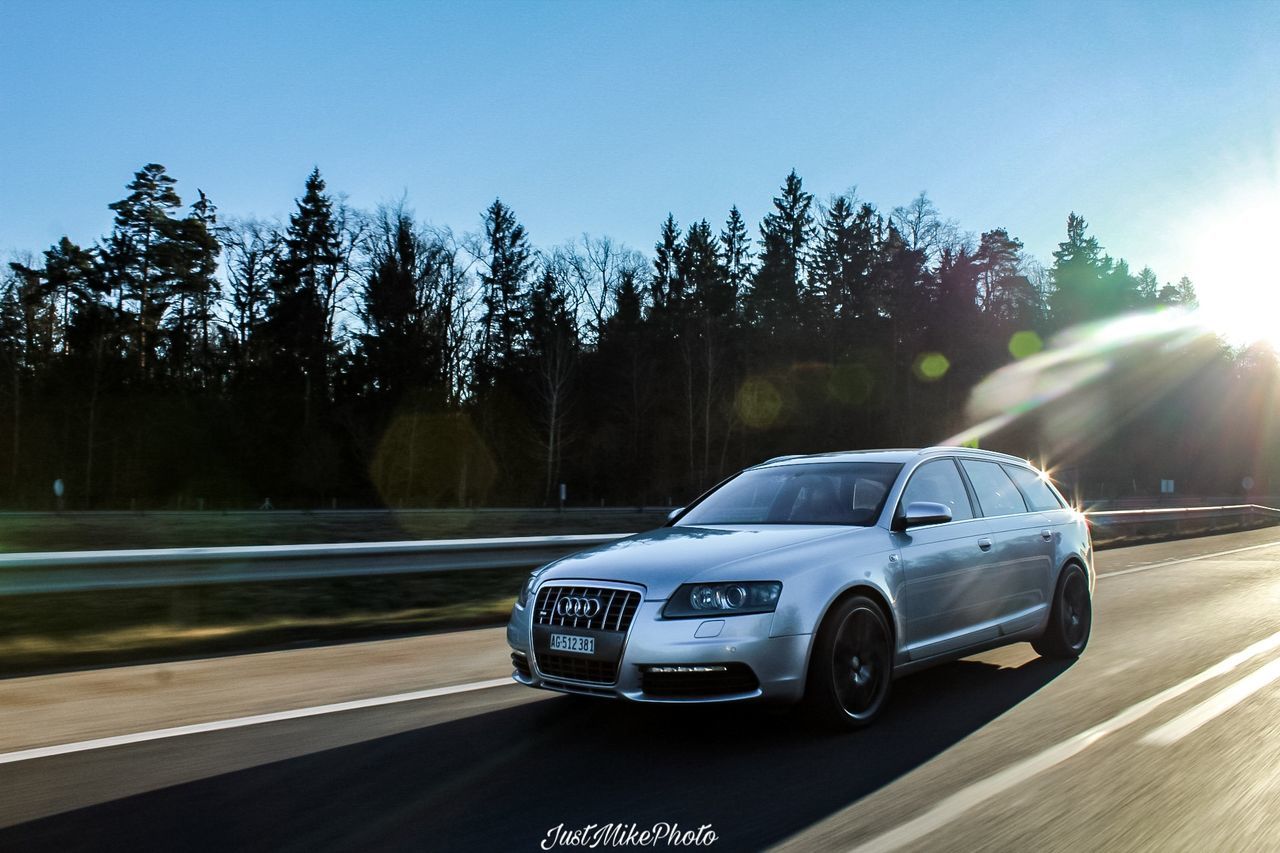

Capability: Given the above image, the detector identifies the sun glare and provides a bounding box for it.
[1182,157,1280,349]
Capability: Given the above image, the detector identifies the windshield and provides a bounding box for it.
[677,462,902,526]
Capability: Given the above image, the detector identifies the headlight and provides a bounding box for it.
[517,573,537,608]
[663,581,782,618]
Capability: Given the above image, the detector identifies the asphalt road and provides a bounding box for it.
[4,527,1280,852]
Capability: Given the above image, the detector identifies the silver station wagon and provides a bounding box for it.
[507,447,1093,728]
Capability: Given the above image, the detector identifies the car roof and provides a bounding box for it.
[752,446,1032,469]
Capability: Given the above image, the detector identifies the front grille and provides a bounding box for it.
[534,586,641,633]
[537,653,618,684]
[641,663,759,698]
[511,651,532,679]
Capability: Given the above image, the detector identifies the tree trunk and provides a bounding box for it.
[544,392,557,505]
[10,363,19,496]
[405,410,418,505]
[85,344,102,508]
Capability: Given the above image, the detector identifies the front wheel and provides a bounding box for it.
[802,595,893,730]
[1033,563,1091,658]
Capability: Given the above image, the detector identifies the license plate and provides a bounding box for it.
[550,634,595,655]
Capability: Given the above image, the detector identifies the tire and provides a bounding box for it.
[1033,563,1092,659]
[802,594,894,730]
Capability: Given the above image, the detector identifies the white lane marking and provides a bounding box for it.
[0,677,514,766]
[1098,539,1280,579]
[1142,655,1280,745]
[848,629,1280,853]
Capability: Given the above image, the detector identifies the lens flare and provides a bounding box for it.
[944,308,1216,461]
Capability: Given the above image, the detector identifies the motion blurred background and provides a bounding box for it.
[1,1,1278,669]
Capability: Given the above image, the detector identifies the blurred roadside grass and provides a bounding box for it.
[0,512,1273,675]
[0,508,668,553]
[0,567,532,674]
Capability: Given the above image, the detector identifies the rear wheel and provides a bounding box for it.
[802,595,893,730]
[1033,563,1091,658]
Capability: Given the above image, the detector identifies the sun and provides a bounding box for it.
[1181,163,1280,349]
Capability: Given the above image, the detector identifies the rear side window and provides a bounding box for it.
[900,459,974,521]
[1002,464,1065,511]
[960,459,1028,517]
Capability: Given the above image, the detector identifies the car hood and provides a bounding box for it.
[537,524,871,599]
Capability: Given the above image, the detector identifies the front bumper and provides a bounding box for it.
[507,596,811,704]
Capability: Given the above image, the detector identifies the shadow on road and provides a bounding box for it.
[1,655,1072,852]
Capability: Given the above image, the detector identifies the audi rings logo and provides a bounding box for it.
[556,595,603,619]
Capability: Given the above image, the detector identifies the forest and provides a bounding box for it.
[3,164,1274,510]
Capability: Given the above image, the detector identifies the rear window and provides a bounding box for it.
[677,462,902,526]
[1002,464,1066,511]
[960,459,1028,517]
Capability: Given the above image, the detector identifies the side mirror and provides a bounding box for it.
[901,501,952,529]
[666,507,685,523]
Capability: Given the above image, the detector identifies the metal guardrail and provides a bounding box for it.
[0,534,627,596]
[1086,503,1280,526]
[1,504,1278,596]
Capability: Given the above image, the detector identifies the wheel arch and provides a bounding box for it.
[800,582,898,692]
[1059,554,1090,588]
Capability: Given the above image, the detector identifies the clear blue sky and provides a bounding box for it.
[3,0,1279,313]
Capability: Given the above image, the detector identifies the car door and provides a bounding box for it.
[957,458,1055,633]
[893,457,999,660]
[1002,460,1075,606]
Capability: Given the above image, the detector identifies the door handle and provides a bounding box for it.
[977,537,993,551]
[1041,529,1053,541]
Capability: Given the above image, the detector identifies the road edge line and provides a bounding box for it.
[1098,539,1280,579]
[0,677,514,766]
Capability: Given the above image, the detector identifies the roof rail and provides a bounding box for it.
[760,454,807,465]
[917,445,1027,463]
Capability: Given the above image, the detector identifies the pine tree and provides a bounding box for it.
[473,198,533,391]
[169,189,221,383]
[812,195,877,325]
[1135,266,1160,304]
[682,219,731,316]
[746,170,814,332]
[651,214,684,311]
[103,164,184,373]
[1158,275,1198,306]
[719,206,753,300]
[35,237,100,354]
[357,208,449,405]
[1175,276,1197,306]
[268,168,342,422]
[975,229,1039,322]
[1048,213,1118,327]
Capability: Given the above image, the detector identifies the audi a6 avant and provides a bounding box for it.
[507,447,1092,728]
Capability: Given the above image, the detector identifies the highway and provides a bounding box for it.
[3,527,1280,851]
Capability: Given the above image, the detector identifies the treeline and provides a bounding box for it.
[0,164,1267,510]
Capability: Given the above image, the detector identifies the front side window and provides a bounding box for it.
[1002,464,1065,511]
[899,459,974,521]
[677,462,902,526]
[961,459,1028,516]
